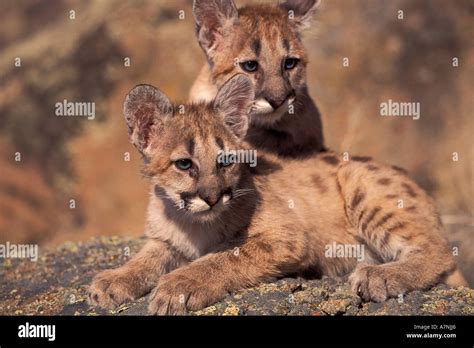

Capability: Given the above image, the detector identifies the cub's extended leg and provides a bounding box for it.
[338,159,466,302]
[148,230,308,315]
[89,238,187,309]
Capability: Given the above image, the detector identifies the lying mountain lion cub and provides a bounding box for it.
[89,74,466,314]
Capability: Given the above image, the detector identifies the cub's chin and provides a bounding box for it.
[191,209,222,222]
[250,98,295,126]
[188,205,227,223]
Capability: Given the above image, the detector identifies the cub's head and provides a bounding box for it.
[193,0,320,125]
[124,74,254,221]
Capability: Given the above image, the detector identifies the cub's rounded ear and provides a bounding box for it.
[193,0,238,57]
[213,74,254,140]
[123,84,173,155]
[280,0,321,30]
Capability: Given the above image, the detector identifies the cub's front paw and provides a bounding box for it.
[148,270,225,315]
[88,268,145,309]
[349,264,407,302]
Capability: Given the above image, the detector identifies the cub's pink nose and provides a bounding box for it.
[201,194,221,207]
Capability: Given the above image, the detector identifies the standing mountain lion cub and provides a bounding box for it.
[88,74,466,314]
[191,0,325,157]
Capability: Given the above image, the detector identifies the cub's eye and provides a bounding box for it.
[219,157,233,168]
[217,153,234,168]
[284,58,299,70]
[240,60,258,73]
[174,159,193,170]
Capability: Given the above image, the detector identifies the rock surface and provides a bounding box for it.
[1,237,473,316]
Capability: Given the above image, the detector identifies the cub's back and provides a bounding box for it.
[251,151,352,236]
[251,151,443,245]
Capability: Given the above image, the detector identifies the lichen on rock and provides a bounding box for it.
[0,237,472,316]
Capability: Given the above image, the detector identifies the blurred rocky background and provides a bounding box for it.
[0,1,473,283]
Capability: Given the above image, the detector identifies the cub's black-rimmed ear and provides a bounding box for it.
[213,74,254,140]
[123,84,173,155]
[193,0,238,57]
[280,0,321,30]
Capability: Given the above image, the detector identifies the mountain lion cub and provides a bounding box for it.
[88,75,466,314]
[190,0,325,157]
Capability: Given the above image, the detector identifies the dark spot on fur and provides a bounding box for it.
[321,155,340,166]
[359,208,367,222]
[402,183,417,197]
[361,206,382,232]
[251,39,261,56]
[435,213,443,227]
[335,179,344,202]
[215,137,225,151]
[295,30,302,41]
[255,239,273,253]
[373,212,395,231]
[406,206,417,212]
[352,156,372,163]
[186,138,195,156]
[311,174,328,194]
[155,185,168,199]
[392,165,408,175]
[238,248,251,259]
[367,164,379,171]
[385,194,397,199]
[174,274,191,282]
[379,231,391,250]
[377,178,392,186]
[350,188,365,210]
[282,38,290,52]
[386,221,406,233]
[286,241,296,253]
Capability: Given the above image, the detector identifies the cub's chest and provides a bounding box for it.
[147,216,228,260]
